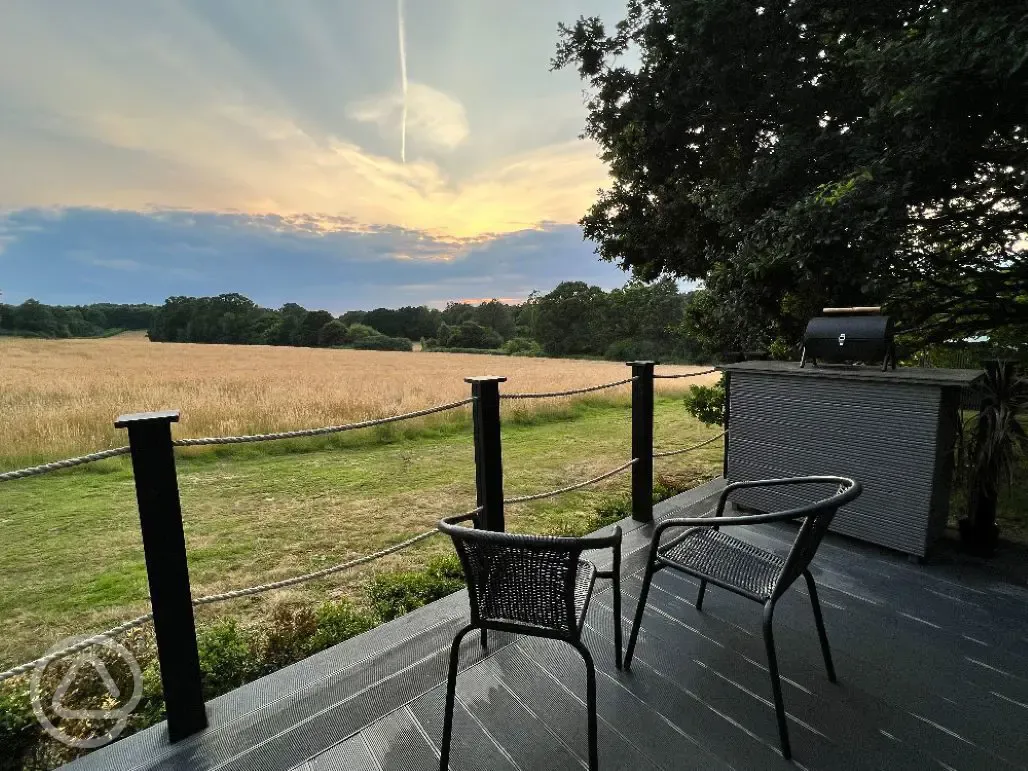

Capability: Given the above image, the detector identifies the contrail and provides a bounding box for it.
[397,0,408,163]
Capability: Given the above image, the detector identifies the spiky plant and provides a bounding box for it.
[963,361,1028,553]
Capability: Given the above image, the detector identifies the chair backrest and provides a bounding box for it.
[438,518,610,637]
[772,478,861,599]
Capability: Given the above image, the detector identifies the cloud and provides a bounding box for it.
[0,2,612,240]
[349,82,470,155]
[0,208,628,310]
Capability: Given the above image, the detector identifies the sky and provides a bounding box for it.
[0,0,633,311]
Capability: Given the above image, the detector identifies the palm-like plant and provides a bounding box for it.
[961,361,1028,554]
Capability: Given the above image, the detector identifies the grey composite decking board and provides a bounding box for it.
[725,370,954,556]
[409,683,519,771]
[64,479,1028,771]
[639,568,1028,767]
[624,571,1028,770]
[719,360,983,387]
[308,734,378,771]
[362,708,438,771]
[479,646,662,771]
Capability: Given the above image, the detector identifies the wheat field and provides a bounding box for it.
[0,333,716,466]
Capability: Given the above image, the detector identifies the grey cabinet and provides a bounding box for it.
[720,361,982,558]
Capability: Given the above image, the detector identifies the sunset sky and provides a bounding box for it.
[0,0,632,310]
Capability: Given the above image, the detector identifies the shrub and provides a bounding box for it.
[502,337,543,357]
[683,375,726,427]
[197,619,258,699]
[309,601,376,652]
[351,335,413,352]
[366,556,466,622]
[0,680,36,771]
[346,323,379,340]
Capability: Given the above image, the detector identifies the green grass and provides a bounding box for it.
[0,396,723,667]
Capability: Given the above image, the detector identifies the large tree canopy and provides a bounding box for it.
[555,0,1027,350]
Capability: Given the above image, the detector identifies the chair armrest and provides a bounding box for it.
[439,509,482,530]
[577,523,622,552]
[715,476,855,516]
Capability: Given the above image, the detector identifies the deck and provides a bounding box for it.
[68,479,1028,771]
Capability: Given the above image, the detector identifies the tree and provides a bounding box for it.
[475,300,517,341]
[299,310,334,347]
[317,319,350,347]
[446,321,503,349]
[535,282,610,356]
[555,1,1028,351]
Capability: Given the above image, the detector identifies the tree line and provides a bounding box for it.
[145,279,708,362]
[0,299,155,338]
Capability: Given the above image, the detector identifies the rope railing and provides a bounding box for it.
[172,399,475,447]
[504,459,637,504]
[653,368,718,379]
[0,507,481,685]
[500,377,636,400]
[0,446,131,483]
[653,431,727,458]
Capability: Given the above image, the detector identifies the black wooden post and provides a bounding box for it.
[722,371,731,478]
[466,377,506,531]
[628,362,655,522]
[115,410,207,741]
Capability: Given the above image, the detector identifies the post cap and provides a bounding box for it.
[464,376,508,383]
[115,410,181,428]
[626,360,658,366]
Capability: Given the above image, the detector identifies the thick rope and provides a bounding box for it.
[500,378,635,400]
[653,431,726,458]
[0,507,482,685]
[505,459,637,504]
[653,368,718,379]
[0,447,131,483]
[172,399,474,446]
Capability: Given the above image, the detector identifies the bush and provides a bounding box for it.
[502,337,543,357]
[310,601,376,652]
[0,681,36,771]
[683,375,726,427]
[197,619,258,699]
[366,555,465,622]
[351,335,413,352]
[346,323,379,340]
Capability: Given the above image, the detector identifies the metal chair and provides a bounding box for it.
[624,476,861,759]
[437,512,623,771]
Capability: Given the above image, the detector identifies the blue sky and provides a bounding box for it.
[0,0,632,310]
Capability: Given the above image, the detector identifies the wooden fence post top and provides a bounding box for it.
[626,361,658,368]
[464,376,508,384]
[115,410,181,428]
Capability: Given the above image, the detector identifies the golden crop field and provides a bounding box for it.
[0,333,717,466]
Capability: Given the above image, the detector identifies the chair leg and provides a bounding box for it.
[612,571,623,670]
[804,570,836,683]
[572,641,599,771]
[439,624,475,771]
[480,628,488,649]
[624,557,660,670]
[762,602,791,760]
[695,579,708,611]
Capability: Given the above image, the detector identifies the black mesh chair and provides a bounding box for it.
[437,513,623,771]
[625,476,861,759]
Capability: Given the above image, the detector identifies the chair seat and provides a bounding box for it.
[658,529,784,600]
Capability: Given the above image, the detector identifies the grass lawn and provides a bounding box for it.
[0,396,723,667]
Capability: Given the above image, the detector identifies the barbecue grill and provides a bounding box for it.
[800,307,896,370]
